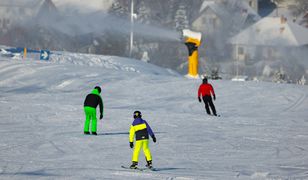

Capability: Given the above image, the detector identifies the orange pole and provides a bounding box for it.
[23,48,27,59]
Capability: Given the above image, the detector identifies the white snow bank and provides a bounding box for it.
[50,51,179,76]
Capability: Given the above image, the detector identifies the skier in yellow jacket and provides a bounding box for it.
[129,111,156,169]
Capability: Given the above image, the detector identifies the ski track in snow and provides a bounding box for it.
[1,55,308,180]
[284,92,307,112]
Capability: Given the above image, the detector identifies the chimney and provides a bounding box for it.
[280,15,287,24]
[280,27,285,34]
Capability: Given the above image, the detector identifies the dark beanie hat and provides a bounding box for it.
[94,86,101,93]
[202,77,208,84]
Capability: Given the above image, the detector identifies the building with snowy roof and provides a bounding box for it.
[229,16,308,61]
[190,0,260,62]
[228,16,308,82]
[298,11,308,29]
[192,0,260,36]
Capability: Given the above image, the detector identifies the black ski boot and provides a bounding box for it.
[130,161,138,169]
[146,160,152,169]
[84,131,90,135]
[91,132,97,135]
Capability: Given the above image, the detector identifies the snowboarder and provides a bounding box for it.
[198,77,217,116]
[129,111,156,169]
[83,86,104,135]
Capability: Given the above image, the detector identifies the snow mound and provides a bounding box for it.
[51,51,179,76]
[251,172,270,179]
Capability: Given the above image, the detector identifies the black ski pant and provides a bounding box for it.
[202,95,217,116]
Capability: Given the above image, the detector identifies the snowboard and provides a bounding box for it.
[209,114,220,117]
[121,165,156,171]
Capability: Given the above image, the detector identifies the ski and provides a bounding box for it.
[208,114,220,117]
[121,165,144,171]
[121,165,156,171]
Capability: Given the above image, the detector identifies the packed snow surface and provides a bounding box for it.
[0,52,308,180]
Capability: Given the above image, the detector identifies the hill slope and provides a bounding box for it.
[0,53,308,179]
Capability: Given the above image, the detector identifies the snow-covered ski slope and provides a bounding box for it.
[0,52,308,180]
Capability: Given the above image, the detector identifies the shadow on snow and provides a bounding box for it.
[1,169,59,177]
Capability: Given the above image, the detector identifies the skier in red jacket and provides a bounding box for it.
[198,77,217,116]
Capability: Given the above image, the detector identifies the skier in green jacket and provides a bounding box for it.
[83,86,104,135]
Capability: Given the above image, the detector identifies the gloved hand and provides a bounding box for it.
[130,142,134,148]
[99,114,103,120]
[198,97,201,103]
[152,136,156,143]
[213,95,216,101]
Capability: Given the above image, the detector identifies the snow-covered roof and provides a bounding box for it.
[267,6,295,20]
[199,1,228,20]
[199,1,216,13]
[200,0,260,17]
[198,0,260,25]
[229,17,308,46]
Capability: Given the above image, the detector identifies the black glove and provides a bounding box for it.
[152,136,156,143]
[198,97,201,103]
[99,114,103,120]
[213,95,216,101]
[130,142,134,148]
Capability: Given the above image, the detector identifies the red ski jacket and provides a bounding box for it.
[198,83,215,97]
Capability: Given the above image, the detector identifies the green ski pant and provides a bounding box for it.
[84,106,97,133]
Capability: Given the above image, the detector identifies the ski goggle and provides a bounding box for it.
[133,111,141,117]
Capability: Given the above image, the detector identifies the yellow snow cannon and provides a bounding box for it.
[183,29,202,78]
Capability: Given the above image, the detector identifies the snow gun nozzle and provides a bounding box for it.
[182,29,202,43]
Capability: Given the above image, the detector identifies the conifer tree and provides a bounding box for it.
[137,1,150,24]
[109,1,128,17]
[174,4,189,32]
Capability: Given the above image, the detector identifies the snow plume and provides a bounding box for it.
[18,9,180,42]
[90,14,181,42]
[52,0,113,13]
[131,21,181,42]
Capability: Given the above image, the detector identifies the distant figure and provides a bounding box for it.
[129,111,156,169]
[83,86,104,135]
[198,77,217,116]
